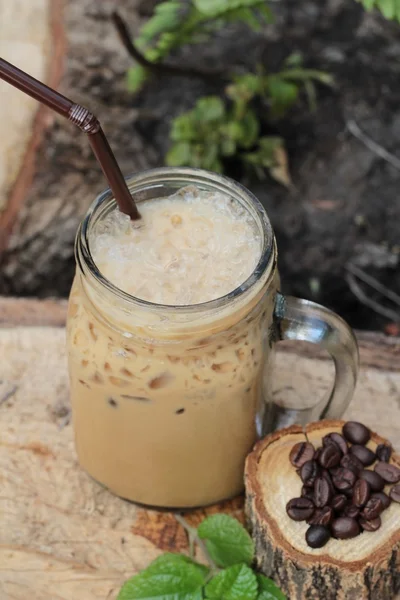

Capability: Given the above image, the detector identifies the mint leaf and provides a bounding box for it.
[117,553,208,600]
[257,575,286,600]
[148,553,209,577]
[198,514,254,568]
[205,564,258,600]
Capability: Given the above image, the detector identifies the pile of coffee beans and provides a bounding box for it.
[286,421,400,548]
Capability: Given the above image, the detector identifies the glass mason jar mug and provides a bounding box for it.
[67,167,358,509]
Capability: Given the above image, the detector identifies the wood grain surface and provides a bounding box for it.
[0,300,399,599]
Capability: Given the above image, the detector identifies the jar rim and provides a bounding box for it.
[76,167,275,314]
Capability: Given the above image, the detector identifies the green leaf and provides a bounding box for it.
[136,1,182,47]
[242,136,291,186]
[239,110,260,148]
[197,514,254,568]
[357,0,400,19]
[243,136,280,168]
[194,96,225,121]
[126,65,149,93]
[202,142,222,170]
[170,114,198,142]
[205,564,258,600]
[226,73,263,105]
[235,8,262,30]
[277,68,334,86]
[221,110,259,149]
[257,575,287,600]
[149,553,209,577]
[221,136,237,156]
[359,0,377,7]
[266,78,299,118]
[117,553,207,600]
[166,141,192,166]
[222,121,245,142]
[379,0,396,18]
[284,52,303,68]
[194,0,272,18]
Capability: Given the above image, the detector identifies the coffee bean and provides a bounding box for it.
[350,445,376,467]
[321,469,335,496]
[301,485,315,501]
[341,453,364,475]
[300,460,320,487]
[314,476,332,508]
[374,461,400,484]
[389,484,400,503]
[306,525,331,548]
[376,444,392,463]
[286,497,315,521]
[343,505,360,519]
[332,467,357,491]
[362,497,384,520]
[318,506,334,526]
[371,492,391,510]
[314,447,322,462]
[359,516,381,532]
[343,421,370,445]
[307,508,322,525]
[359,469,385,492]
[342,486,355,499]
[331,494,347,512]
[319,444,342,469]
[308,506,334,526]
[353,479,370,508]
[290,442,315,468]
[323,432,348,455]
[332,517,360,539]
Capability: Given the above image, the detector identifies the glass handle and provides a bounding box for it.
[268,293,359,431]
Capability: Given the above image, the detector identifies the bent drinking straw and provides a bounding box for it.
[0,57,141,220]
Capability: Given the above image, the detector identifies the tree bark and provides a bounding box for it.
[245,420,400,600]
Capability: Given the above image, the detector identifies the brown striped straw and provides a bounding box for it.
[0,57,140,220]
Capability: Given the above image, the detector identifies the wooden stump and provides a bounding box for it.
[245,421,400,600]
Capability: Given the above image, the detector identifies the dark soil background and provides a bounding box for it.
[131,0,400,331]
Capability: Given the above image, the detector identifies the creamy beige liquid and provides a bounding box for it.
[92,185,261,305]
[67,186,274,507]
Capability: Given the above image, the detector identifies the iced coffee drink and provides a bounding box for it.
[68,169,359,507]
[67,176,278,508]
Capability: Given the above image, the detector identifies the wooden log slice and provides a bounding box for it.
[245,419,400,600]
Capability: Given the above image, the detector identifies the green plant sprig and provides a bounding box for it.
[117,513,286,600]
[166,56,333,184]
[126,0,273,93]
[356,0,400,21]
[117,1,333,183]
